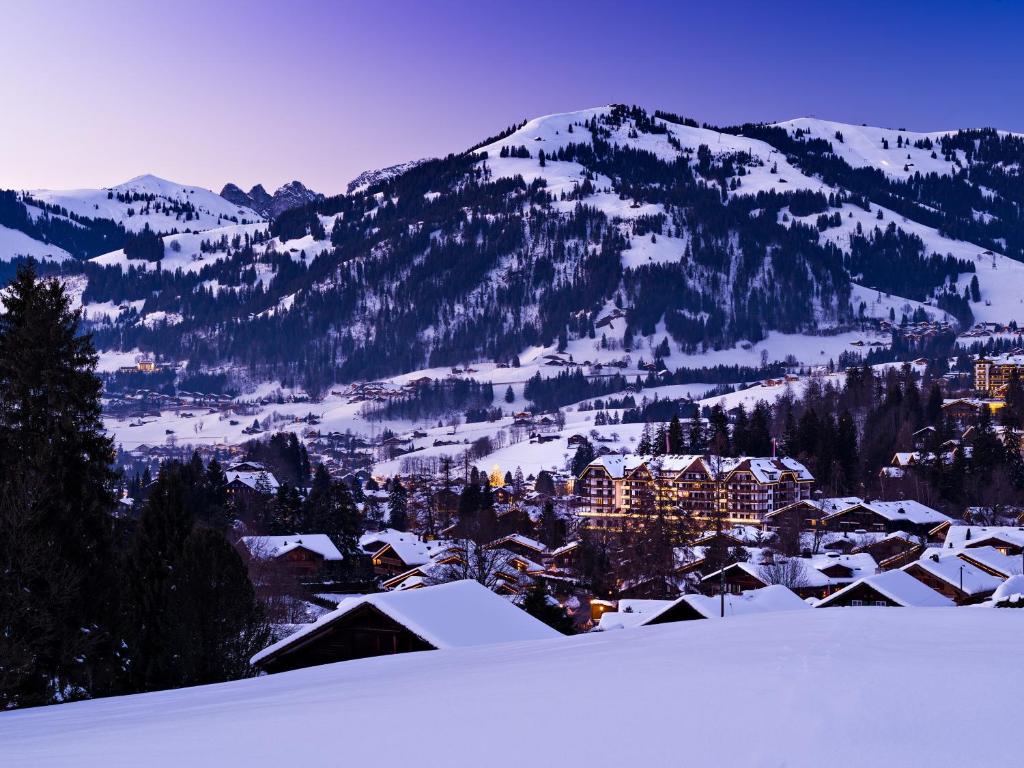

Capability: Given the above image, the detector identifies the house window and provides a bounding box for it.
[851,599,863,606]
[873,600,887,607]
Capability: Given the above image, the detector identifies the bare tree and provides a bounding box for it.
[426,541,520,593]
[759,556,809,590]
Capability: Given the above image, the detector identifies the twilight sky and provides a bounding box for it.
[3,0,1023,194]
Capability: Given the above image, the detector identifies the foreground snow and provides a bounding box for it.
[2,609,1021,767]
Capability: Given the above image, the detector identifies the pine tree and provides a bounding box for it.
[168,528,270,687]
[570,439,596,477]
[122,463,197,692]
[519,581,574,634]
[0,264,118,706]
[388,479,409,531]
[667,414,684,454]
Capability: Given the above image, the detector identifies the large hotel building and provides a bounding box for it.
[577,454,814,530]
[974,354,1024,398]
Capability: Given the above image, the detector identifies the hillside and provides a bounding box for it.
[7,106,1024,393]
[1,609,1020,767]
[0,175,262,265]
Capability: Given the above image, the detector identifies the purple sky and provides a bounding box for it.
[3,0,1023,195]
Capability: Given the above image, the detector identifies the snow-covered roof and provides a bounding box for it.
[989,574,1024,606]
[363,530,450,566]
[226,469,280,492]
[826,499,950,526]
[955,546,1024,578]
[642,585,809,623]
[489,534,547,554]
[252,580,559,665]
[904,550,1004,596]
[817,570,954,608]
[942,525,1024,550]
[583,453,812,482]
[240,534,344,561]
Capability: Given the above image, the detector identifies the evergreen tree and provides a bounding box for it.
[122,463,197,692]
[0,264,118,707]
[570,439,596,477]
[519,581,574,634]
[667,414,684,453]
[302,465,363,556]
[388,479,409,531]
[168,528,269,687]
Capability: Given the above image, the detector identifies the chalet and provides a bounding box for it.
[700,552,878,600]
[548,541,581,572]
[954,546,1023,579]
[852,531,923,571]
[238,534,344,578]
[820,500,950,537]
[901,551,1003,605]
[942,525,1024,556]
[226,468,280,502]
[815,570,954,608]
[639,585,808,625]
[567,434,588,447]
[251,580,559,674]
[485,534,548,562]
[366,534,449,577]
[763,497,862,533]
[491,486,513,505]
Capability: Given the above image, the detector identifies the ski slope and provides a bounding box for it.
[1,609,1020,767]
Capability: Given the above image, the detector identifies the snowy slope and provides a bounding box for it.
[774,118,961,180]
[28,174,262,233]
[0,224,72,263]
[1,609,1021,767]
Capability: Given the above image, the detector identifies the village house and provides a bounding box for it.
[250,580,559,674]
[901,550,1004,605]
[639,585,808,625]
[225,461,280,503]
[817,499,950,538]
[699,551,878,601]
[815,569,954,608]
[238,534,344,578]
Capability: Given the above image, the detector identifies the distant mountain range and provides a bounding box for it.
[3,105,1024,392]
[220,181,322,220]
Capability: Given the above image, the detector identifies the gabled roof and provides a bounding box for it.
[942,525,1024,550]
[642,585,809,624]
[903,550,1004,596]
[240,534,344,561]
[816,570,954,608]
[226,469,280,492]
[487,534,547,554]
[371,534,450,567]
[766,496,863,520]
[251,580,559,666]
[826,500,950,526]
[955,546,1024,579]
[583,453,813,483]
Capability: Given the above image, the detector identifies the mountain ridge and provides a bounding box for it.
[5,105,1024,391]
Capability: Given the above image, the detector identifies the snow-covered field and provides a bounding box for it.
[1,609,1020,767]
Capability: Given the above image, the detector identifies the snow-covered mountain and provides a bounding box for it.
[30,174,262,232]
[8,105,1024,391]
[346,158,431,193]
[220,180,321,219]
[0,174,263,263]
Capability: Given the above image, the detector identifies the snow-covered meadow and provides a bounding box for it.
[1,608,1020,767]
